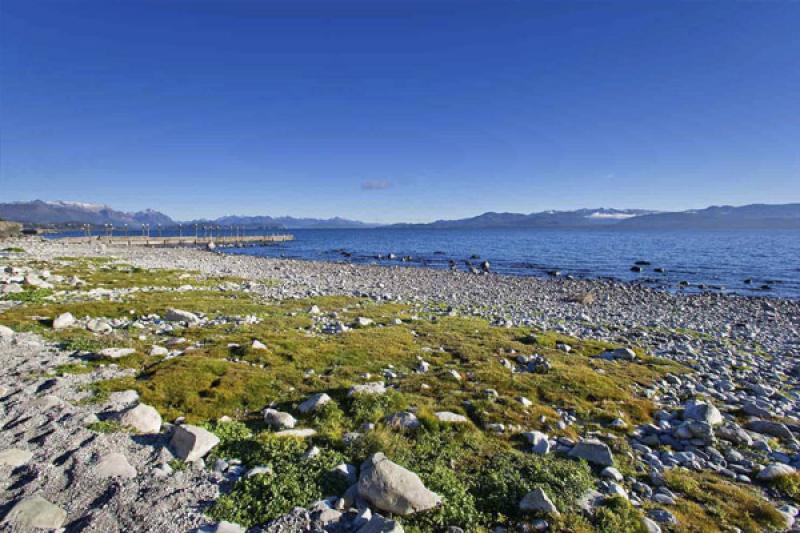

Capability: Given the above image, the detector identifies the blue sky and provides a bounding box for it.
[2,1,798,223]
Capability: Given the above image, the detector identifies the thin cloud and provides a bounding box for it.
[361,180,392,191]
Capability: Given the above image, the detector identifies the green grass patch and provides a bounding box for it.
[1,288,54,303]
[664,469,786,533]
[765,471,800,504]
[88,420,126,433]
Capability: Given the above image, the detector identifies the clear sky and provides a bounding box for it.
[2,1,798,223]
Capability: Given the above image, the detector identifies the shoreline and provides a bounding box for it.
[13,237,800,349]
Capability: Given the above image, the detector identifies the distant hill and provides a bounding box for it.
[191,215,377,229]
[0,200,174,227]
[391,208,657,229]
[3,200,798,231]
[616,203,800,229]
[0,200,375,229]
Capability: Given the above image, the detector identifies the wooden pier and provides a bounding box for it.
[56,234,294,248]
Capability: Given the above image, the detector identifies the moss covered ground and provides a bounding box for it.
[0,254,786,532]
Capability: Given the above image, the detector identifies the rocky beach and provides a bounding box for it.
[1,237,800,532]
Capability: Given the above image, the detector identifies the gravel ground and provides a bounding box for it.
[0,330,219,532]
[2,237,800,532]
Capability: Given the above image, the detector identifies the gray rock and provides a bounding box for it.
[683,399,723,426]
[150,345,169,356]
[569,439,614,466]
[2,495,66,530]
[99,347,136,359]
[600,347,637,361]
[117,403,162,433]
[332,463,358,485]
[358,452,441,515]
[757,463,796,481]
[0,324,14,338]
[746,419,798,443]
[251,339,268,350]
[647,508,678,525]
[298,392,332,414]
[434,411,469,423]
[357,514,405,533]
[87,318,113,334]
[349,382,387,396]
[642,516,662,533]
[386,411,420,431]
[716,423,753,446]
[523,431,551,455]
[95,452,137,479]
[275,428,317,438]
[53,312,76,330]
[601,466,623,482]
[0,448,33,467]
[212,521,246,533]
[165,308,201,324]
[519,488,560,516]
[576,488,605,516]
[170,424,220,461]
[108,389,140,406]
[264,408,297,429]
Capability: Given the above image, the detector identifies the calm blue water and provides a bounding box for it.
[217,228,800,299]
[49,227,800,298]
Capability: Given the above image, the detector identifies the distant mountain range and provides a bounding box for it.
[2,200,799,230]
[615,203,800,229]
[0,200,173,227]
[0,200,374,229]
[390,208,656,229]
[187,215,375,229]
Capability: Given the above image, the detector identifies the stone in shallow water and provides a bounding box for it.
[2,495,66,530]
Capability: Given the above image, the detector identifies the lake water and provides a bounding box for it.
[217,228,800,299]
